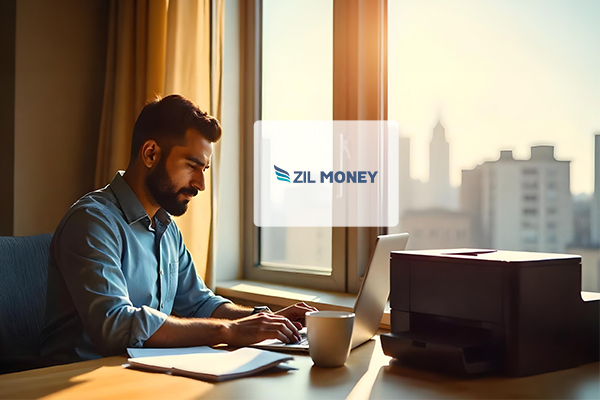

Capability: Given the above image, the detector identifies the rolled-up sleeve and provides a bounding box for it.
[55,207,168,355]
[171,227,231,318]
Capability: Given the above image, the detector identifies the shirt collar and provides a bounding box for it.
[109,171,172,227]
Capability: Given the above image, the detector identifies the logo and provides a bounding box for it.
[274,165,378,183]
[274,165,291,182]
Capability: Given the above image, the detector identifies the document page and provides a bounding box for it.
[127,347,294,382]
[127,346,225,358]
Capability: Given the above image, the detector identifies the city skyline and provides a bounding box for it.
[389,0,600,195]
[400,120,598,197]
[262,0,600,194]
[397,120,599,199]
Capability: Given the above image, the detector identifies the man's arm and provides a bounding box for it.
[145,302,320,347]
[170,225,235,319]
[55,208,169,355]
[144,312,301,347]
[210,302,319,328]
[210,303,253,319]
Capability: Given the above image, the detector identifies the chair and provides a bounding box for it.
[0,234,53,374]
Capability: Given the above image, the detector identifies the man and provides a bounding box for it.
[40,94,316,364]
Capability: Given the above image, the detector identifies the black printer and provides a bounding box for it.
[381,249,600,377]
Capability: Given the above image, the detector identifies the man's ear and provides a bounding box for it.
[141,140,161,168]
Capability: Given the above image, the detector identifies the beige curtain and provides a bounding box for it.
[95,0,224,286]
[95,0,168,187]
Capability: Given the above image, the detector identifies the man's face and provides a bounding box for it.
[146,128,212,216]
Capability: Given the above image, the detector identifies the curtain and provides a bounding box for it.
[164,0,224,287]
[95,0,224,287]
[95,0,168,188]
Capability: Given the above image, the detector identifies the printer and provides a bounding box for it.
[381,249,600,377]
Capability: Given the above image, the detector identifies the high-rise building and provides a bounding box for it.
[591,133,600,245]
[399,135,411,211]
[401,208,472,250]
[461,146,573,253]
[390,136,412,234]
[429,120,453,209]
[460,167,484,247]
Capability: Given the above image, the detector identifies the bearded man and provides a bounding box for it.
[40,94,315,364]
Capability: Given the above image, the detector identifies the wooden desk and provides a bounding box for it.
[1,336,598,399]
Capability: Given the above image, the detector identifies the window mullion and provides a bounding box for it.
[333,0,388,293]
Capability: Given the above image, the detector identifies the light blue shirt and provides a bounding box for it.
[40,172,231,363]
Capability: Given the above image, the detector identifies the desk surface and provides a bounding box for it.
[1,336,598,400]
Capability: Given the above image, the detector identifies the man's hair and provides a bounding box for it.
[130,94,222,162]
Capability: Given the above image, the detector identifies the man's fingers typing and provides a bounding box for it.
[265,329,292,344]
[264,313,299,334]
[227,306,313,346]
[266,314,300,342]
[274,322,296,343]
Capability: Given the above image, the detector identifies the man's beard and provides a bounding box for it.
[145,159,197,217]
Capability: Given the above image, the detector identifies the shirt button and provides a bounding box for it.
[160,303,164,309]
[159,269,163,276]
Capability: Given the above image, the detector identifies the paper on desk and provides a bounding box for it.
[127,346,225,358]
[127,347,295,382]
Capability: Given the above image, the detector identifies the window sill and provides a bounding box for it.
[216,280,390,329]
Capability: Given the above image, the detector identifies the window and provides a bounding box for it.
[241,0,600,293]
[243,0,387,293]
[260,0,334,275]
[522,220,537,229]
[387,0,599,284]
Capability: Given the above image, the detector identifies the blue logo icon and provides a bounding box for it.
[274,165,290,182]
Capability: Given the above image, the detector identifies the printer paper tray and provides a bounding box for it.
[381,331,501,375]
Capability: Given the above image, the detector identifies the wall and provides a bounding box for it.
[13,0,108,236]
[0,0,16,235]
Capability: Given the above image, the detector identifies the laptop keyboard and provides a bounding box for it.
[288,329,308,346]
[296,331,308,345]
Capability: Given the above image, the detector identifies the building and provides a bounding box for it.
[398,135,412,220]
[573,133,600,292]
[461,146,573,253]
[566,245,600,292]
[572,194,593,247]
[460,167,484,247]
[390,135,412,234]
[428,120,453,209]
[401,208,472,250]
[404,120,457,213]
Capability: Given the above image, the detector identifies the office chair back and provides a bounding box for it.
[0,234,52,365]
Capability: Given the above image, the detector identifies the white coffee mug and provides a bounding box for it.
[305,310,355,368]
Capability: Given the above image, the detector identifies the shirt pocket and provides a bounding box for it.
[166,261,179,301]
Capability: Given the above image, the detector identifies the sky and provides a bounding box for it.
[262,0,600,194]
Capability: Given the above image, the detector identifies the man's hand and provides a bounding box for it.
[145,302,319,349]
[274,302,319,329]
[223,312,302,347]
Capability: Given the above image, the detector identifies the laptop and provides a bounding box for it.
[251,233,409,352]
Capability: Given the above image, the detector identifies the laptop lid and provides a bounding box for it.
[350,233,409,348]
[251,233,409,352]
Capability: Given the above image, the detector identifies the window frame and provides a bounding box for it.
[242,0,388,293]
